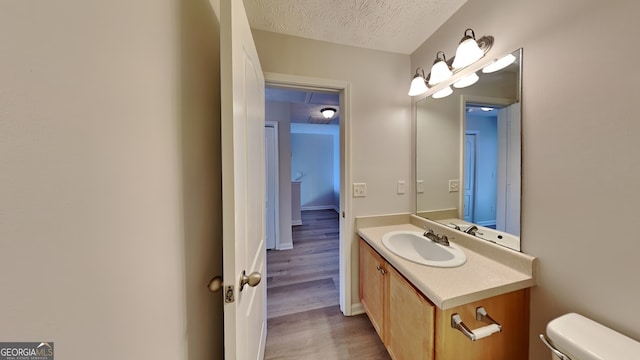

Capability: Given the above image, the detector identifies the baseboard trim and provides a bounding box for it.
[301,205,338,211]
[276,242,293,250]
[350,302,365,316]
[291,220,302,226]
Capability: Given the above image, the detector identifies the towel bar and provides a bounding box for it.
[451,306,502,341]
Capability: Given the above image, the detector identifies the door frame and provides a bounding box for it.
[463,131,478,223]
[265,121,280,249]
[264,72,353,315]
[459,95,515,222]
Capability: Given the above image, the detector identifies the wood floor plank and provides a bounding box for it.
[265,306,390,360]
[267,278,339,318]
[265,210,389,359]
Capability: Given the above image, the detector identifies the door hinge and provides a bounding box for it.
[224,285,235,303]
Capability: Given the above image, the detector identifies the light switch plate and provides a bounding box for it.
[417,180,424,194]
[397,181,405,194]
[353,183,366,197]
[449,179,459,192]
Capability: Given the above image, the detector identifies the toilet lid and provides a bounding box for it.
[546,313,640,360]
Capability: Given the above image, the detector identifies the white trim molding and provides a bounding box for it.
[264,72,354,316]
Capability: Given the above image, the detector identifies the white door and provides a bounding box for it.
[464,133,477,222]
[265,122,279,250]
[220,0,266,359]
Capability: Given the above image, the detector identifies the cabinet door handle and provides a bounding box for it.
[376,264,386,275]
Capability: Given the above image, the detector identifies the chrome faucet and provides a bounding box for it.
[464,225,479,236]
[423,228,450,246]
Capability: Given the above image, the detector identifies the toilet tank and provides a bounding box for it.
[541,313,640,360]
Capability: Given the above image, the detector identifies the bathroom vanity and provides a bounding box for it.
[357,215,536,360]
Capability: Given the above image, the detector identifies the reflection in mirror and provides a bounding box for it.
[416,49,522,251]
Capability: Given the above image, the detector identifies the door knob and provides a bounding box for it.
[208,276,223,292]
[240,270,262,291]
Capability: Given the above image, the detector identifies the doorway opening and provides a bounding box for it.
[463,100,520,235]
[264,84,342,318]
[262,73,353,319]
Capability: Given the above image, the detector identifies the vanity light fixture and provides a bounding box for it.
[453,72,479,88]
[408,67,429,96]
[407,28,493,97]
[451,29,493,69]
[428,51,453,86]
[482,53,517,73]
[432,86,453,99]
[481,107,494,111]
[320,107,336,119]
[452,29,486,69]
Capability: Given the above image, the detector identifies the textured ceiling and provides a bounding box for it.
[266,87,340,125]
[244,0,468,54]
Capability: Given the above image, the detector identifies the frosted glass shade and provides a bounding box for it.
[408,76,428,96]
[483,54,516,73]
[320,108,336,118]
[432,86,453,99]
[452,38,484,69]
[428,60,453,86]
[453,72,479,88]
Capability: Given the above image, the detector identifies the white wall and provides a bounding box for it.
[411,0,640,358]
[180,0,223,358]
[291,132,335,208]
[291,123,340,211]
[0,0,211,358]
[252,30,412,304]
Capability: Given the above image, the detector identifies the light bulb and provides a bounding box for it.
[453,72,479,88]
[428,52,453,86]
[320,108,336,119]
[408,75,428,96]
[433,86,453,99]
[452,29,484,69]
[482,54,516,73]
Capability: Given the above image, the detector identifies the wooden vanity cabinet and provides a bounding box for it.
[359,238,387,340]
[359,238,530,360]
[360,238,434,360]
[435,290,529,359]
[387,265,435,360]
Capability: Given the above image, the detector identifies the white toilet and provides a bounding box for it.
[541,313,640,359]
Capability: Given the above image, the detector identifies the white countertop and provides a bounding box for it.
[357,219,536,310]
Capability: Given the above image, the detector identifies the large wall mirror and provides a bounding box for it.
[416,48,522,251]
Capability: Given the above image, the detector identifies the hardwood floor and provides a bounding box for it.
[265,210,390,360]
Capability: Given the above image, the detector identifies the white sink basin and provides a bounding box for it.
[381,230,466,268]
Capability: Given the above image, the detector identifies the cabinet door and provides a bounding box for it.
[359,238,387,340]
[387,266,435,360]
[434,289,529,360]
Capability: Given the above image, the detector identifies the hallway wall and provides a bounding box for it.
[0,1,189,359]
[291,123,340,211]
